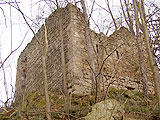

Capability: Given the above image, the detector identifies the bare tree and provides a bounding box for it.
[106,0,118,30]
[147,2,160,65]
[43,23,52,120]
[81,0,99,102]
[57,4,70,116]
[124,0,134,34]
[120,0,134,34]
[12,1,52,118]
[137,0,160,110]
[133,0,148,97]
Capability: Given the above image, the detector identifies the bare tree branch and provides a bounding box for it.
[0,29,29,69]
[96,43,125,79]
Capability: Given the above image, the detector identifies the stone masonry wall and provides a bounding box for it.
[15,4,153,103]
[102,27,153,93]
[15,4,77,102]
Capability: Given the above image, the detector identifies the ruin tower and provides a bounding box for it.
[15,4,153,104]
[15,4,91,103]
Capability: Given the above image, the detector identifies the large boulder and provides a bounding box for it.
[85,99,124,120]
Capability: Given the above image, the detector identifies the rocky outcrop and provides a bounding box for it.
[85,99,124,120]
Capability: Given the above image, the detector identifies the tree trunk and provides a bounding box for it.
[120,0,129,28]
[138,0,160,111]
[43,23,51,120]
[120,0,134,34]
[106,0,117,30]
[80,0,98,100]
[55,0,59,9]
[59,13,67,100]
[60,13,70,115]
[133,0,148,97]
[124,0,134,34]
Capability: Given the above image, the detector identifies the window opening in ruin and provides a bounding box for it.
[116,50,119,59]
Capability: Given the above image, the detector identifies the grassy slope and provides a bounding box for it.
[1,88,159,120]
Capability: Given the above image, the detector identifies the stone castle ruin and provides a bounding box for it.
[15,4,153,103]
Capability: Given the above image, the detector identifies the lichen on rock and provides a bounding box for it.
[85,99,124,120]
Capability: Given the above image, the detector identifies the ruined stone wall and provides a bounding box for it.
[70,24,153,94]
[102,27,153,93]
[15,4,80,102]
[15,4,153,103]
